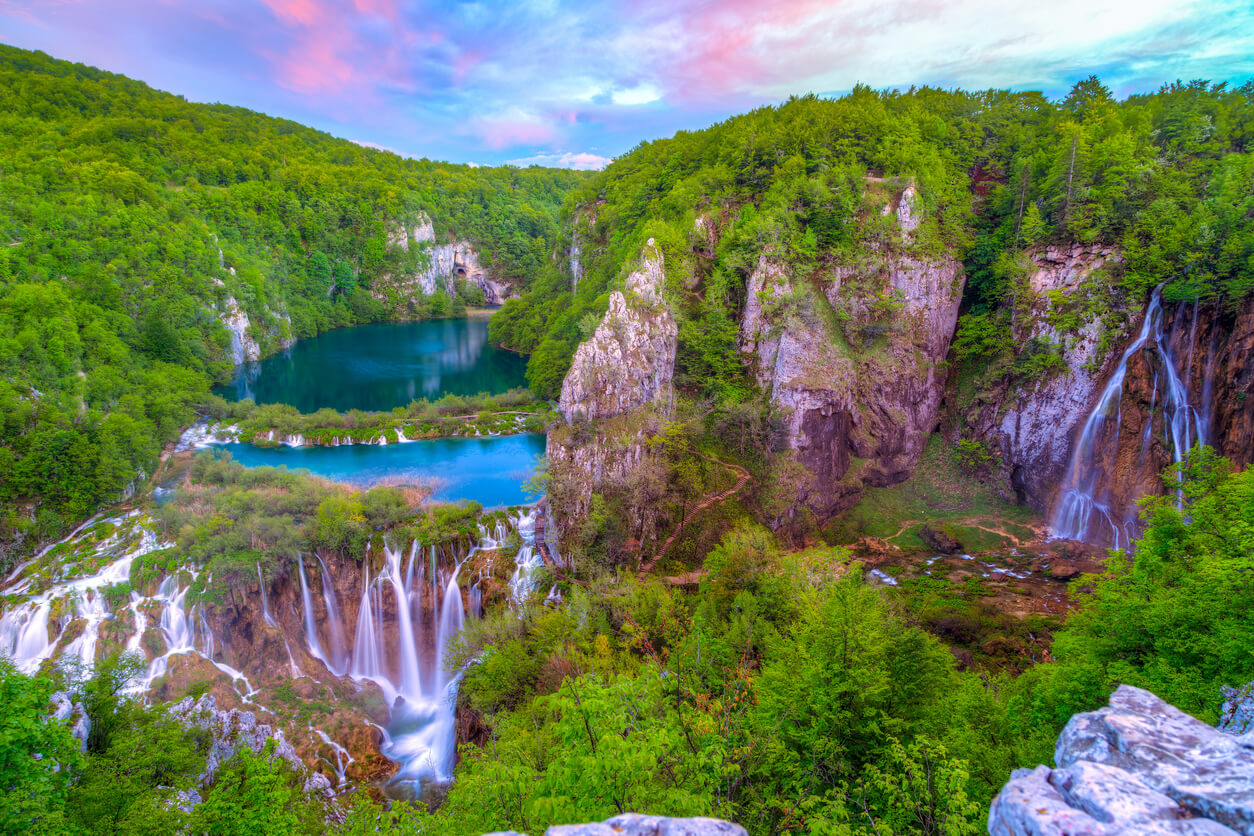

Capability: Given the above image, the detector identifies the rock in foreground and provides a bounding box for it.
[989,684,1254,835]
[485,813,748,836]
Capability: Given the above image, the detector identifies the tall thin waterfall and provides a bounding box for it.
[258,563,277,627]
[316,554,349,675]
[1051,286,1209,548]
[297,556,328,668]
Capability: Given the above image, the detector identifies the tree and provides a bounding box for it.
[0,662,81,835]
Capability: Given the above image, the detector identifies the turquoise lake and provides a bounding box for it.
[215,317,528,412]
[211,434,545,507]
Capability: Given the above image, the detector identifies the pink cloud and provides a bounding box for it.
[260,0,323,26]
[469,111,561,150]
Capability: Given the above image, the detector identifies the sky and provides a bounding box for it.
[1,0,1252,170]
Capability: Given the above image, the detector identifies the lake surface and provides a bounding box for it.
[215,318,528,412]
[212,434,545,508]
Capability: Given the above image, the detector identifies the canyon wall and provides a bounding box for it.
[740,185,965,520]
[547,240,678,549]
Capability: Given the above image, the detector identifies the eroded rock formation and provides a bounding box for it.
[559,240,676,422]
[548,240,677,545]
[740,186,964,519]
[990,685,1254,835]
[379,213,512,308]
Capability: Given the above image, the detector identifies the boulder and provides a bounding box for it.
[989,684,1254,835]
[544,814,748,836]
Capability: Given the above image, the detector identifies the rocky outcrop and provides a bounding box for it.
[484,814,748,835]
[381,213,512,307]
[220,296,262,364]
[217,295,295,366]
[558,240,676,422]
[547,240,677,548]
[989,685,1254,835]
[169,694,305,784]
[741,188,964,519]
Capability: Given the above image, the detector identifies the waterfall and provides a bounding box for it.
[350,561,386,689]
[258,563,277,628]
[316,554,349,675]
[383,544,424,699]
[435,570,464,692]
[1051,286,1209,547]
[508,509,542,605]
[297,556,329,669]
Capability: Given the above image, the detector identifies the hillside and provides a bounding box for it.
[0,45,588,551]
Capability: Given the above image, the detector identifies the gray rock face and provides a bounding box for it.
[739,228,964,519]
[558,240,676,423]
[50,690,91,751]
[169,694,303,785]
[989,685,1254,835]
[383,213,512,305]
[483,813,748,836]
[986,245,1127,511]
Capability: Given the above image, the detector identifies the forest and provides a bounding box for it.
[0,44,585,548]
[492,78,1254,399]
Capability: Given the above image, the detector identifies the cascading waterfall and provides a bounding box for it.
[4,505,544,797]
[1051,286,1209,547]
[508,509,541,605]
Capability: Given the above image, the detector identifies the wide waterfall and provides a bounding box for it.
[303,507,540,797]
[1,506,542,797]
[1051,286,1210,548]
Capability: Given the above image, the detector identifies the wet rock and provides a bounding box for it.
[989,684,1254,835]
[1046,561,1083,581]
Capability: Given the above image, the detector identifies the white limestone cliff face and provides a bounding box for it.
[220,296,261,364]
[547,240,677,546]
[740,191,964,519]
[218,295,295,366]
[381,213,512,307]
[959,244,1129,511]
[558,241,676,422]
[990,685,1254,835]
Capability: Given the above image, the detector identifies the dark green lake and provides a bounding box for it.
[215,318,528,412]
[212,434,545,507]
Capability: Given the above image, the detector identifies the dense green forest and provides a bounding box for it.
[0,45,586,547]
[492,78,1254,398]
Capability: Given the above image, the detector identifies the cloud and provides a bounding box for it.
[0,0,1249,166]
[506,151,611,170]
[466,108,563,150]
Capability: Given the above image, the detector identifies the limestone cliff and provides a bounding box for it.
[740,186,965,519]
[990,685,1254,835]
[377,213,512,311]
[958,245,1130,512]
[558,240,676,422]
[217,294,295,366]
[547,240,677,546]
